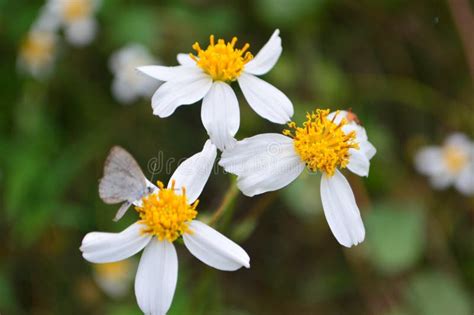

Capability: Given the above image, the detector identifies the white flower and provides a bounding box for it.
[137,29,293,151]
[414,133,474,195]
[93,259,135,299]
[219,109,377,248]
[81,141,250,315]
[17,29,58,79]
[32,3,62,33]
[47,0,101,46]
[109,44,161,104]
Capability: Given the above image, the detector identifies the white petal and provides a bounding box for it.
[430,173,455,189]
[80,222,151,263]
[244,29,282,76]
[151,72,212,118]
[65,19,97,47]
[445,133,471,148]
[360,140,377,160]
[137,65,201,82]
[347,148,370,177]
[414,147,445,176]
[111,77,137,104]
[332,116,376,161]
[219,134,305,196]
[320,170,365,247]
[201,82,240,150]
[135,240,178,315]
[168,140,217,203]
[341,123,368,142]
[327,112,371,145]
[238,73,293,124]
[183,220,250,271]
[454,164,474,195]
[177,53,195,66]
[327,110,348,124]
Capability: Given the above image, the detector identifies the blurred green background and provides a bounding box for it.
[1,0,473,314]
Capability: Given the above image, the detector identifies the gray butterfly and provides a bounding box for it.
[99,146,152,221]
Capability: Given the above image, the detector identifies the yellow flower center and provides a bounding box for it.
[135,181,198,242]
[283,109,359,176]
[20,32,55,67]
[443,145,468,174]
[190,35,253,82]
[64,0,92,22]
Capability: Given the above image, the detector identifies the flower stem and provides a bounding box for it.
[208,178,239,226]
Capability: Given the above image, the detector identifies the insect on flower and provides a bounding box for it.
[137,29,293,150]
[98,146,157,222]
[82,141,249,314]
[219,109,377,247]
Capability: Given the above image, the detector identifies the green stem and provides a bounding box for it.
[208,178,239,226]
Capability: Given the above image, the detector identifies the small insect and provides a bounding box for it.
[99,146,152,221]
[347,108,362,125]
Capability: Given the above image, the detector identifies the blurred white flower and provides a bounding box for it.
[415,133,474,195]
[17,29,58,79]
[32,3,61,33]
[81,141,250,315]
[137,29,293,150]
[93,259,135,299]
[109,44,161,104]
[219,109,377,247]
[48,0,101,46]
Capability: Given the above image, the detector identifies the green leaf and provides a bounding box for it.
[254,0,326,26]
[406,271,472,315]
[283,171,322,219]
[365,202,425,274]
[106,6,158,47]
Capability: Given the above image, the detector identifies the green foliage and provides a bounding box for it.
[255,0,326,27]
[365,202,425,274]
[406,271,472,315]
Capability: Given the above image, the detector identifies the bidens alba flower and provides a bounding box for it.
[137,29,293,150]
[81,141,249,315]
[18,30,58,79]
[109,44,161,104]
[219,109,376,247]
[93,259,135,299]
[48,0,100,46]
[414,133,474,195]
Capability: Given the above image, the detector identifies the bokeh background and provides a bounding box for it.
[1,0,473,314]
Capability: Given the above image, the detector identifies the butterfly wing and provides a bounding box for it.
[99,146,147,204]
[112,201,132,222]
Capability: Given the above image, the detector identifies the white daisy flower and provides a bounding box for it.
[17,29,58,79]
[48,0,101,46]
[137,29,293,150]
[109,44,161,104]
[81,141,249,315]
[93,259,135,299]
[219,109,377,247]
[414,133,474,195]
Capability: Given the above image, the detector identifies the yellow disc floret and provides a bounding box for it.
[190,35,253,82]
[135,180,198,242]
[20,31,56,69]
[283,109,359,176]
[443,145,468,174]
[63,0,93,22]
